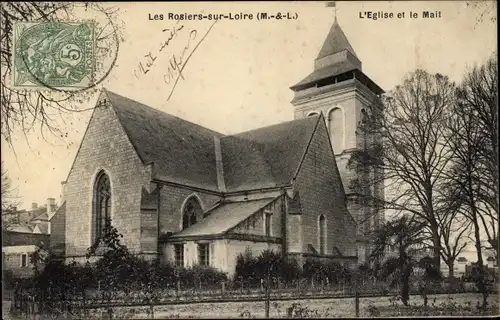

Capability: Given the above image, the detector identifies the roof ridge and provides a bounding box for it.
[223,115,320,138]
[105,89,225,137]
[292,114,323,180]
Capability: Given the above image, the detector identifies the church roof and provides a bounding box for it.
[316,19,357,60]
[6,224,35,233]
[32,212,49,221]
[107,91,224,190]
[170,198,275,237]
[221,116,319,192]
[105,91,320,193]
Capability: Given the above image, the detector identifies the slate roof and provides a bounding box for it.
[221,116,319,192]
[6,224,34,233]
[105,90,320,193]
[2,230,50,247]
[170,198,275,237]
[316,19,357,60]
[32,212,49,221]
[107,91,224,191]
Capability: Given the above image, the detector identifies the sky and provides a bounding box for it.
[1,1,497,211]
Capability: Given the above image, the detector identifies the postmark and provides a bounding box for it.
[13,21,95,89]
[10,3,122,93]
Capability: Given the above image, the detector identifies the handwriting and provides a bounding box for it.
[163,30,197,85]
[133,20,218,101]
[137,52,158,75]
[164,21,218,101]
[133,20,184,79]
[160,23,184,52]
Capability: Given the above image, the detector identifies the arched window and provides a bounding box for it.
[94,171,111,240]
[318,215,326,254]
[182,196,203,230]
[307,111,319,117]
[328,107,344,154]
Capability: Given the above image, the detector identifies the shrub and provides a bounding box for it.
[302,258,353,285]
[180,264,227,289]
[2,269,18,289]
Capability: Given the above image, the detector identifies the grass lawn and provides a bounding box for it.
[87,292,499,318]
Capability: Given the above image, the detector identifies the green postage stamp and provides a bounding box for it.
[13,21,95,89]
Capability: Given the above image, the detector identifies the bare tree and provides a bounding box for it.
[348,70,457,268]
[436,198,471,278]
[466,1,497,26]
[1,160,20,228]
[441,56,498,308]
[446,56,498,259]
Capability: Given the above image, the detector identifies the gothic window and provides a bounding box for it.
[94,171,111,241]
[182,196,203,230]
[318,215,326,255]
[328,107,344,154]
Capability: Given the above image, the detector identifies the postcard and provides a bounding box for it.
[1,1,497,319]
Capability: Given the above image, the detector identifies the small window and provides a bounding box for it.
[198,243,210,266]
[264,212,272,236]
[20,253,28,267]
[174,244,184,268]
[319,215,326,255]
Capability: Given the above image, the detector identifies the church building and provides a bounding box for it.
[51,17,384,275]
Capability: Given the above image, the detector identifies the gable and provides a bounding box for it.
[294,113,356,223]
[64,90,145,184]
[297,115,346,200]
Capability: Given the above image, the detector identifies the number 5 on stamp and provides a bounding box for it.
[12,21,95,90]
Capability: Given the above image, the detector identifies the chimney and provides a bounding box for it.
[47,198,56,214]
[31,202,38,210]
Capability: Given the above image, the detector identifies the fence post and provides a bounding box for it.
[265,272,270,318]
[355,290,360,317]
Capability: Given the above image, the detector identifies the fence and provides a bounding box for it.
[10,276,491,319]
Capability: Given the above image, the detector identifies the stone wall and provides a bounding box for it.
[293,118,357,257]
[62,93,153,257]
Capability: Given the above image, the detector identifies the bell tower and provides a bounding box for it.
[290,13,384,264]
